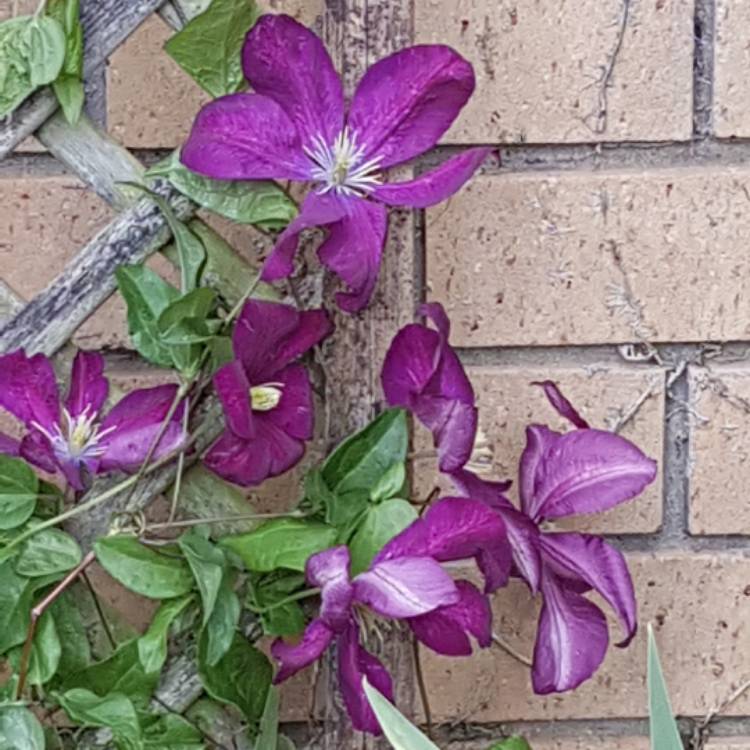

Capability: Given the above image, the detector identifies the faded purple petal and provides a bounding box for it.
[204,420,304,487]
[19,430,56,473]
[97,385,186,472]
[541,533,637,647]
[214,360,254,440]
[181,93,310,180]
[532,575,608,694]
[337,622,393,735]
[409,580,492,656]
[532,380,590,429]
[523,427,657,522]
[272,619,333,683]
[65,351,108,421]
[0,350,60,433]
[262,365,314,442]
[233,299,332,384]
[317,198,388,313]
[261,191,349,282]
[419,302,452,340]
[348,45,475,168]
[353,556,459,619]
[373,148,490,208]
[0,433,19,457]
[242,14,344,147]
[306,546,353,632]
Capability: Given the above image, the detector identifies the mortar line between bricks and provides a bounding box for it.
[693,0,716,138]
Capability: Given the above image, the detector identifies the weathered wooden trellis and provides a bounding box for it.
[0,0,418,747]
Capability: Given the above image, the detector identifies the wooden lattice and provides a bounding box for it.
[0,1,417,747]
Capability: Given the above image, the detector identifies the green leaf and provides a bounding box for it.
[648,624,682,750]
[362,677,439,750]
[157,287,218,344]
[220,519,338,573]
[254,686,279,750]
[8,609,61,686]
[26,16,65,87]
[370,463,407,503]
[0,706,45,750]
[349,499,418,575]
[95,535,194,599]
[58,689,142,750]
[138,595,193,674]
[0,455,38,529]
[253,572,306,638]
[487,738,533,750]
[61,639,159,708]
[52,74,84,124]
[164,0,259,98]
[0,17,37,118]
[50,589,91,676]
[116,264,180,368]
[178,527,225,625]
[46,0,84,124]
[151,153,296,230]
[322,409,408,510]
[198,632,272,725]
[203,574,240,667]
[143,713,203,748]
[15,527,81,576]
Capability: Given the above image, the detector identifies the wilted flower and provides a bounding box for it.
[204,299,332,487]
[381,302,477,472]
[0,350,187,490]
[451,381,657,693]
[181,14,490,312]
[272,496,504,733]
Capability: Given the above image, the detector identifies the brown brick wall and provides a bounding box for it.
[3,0,750,746]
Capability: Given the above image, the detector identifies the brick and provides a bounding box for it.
[421,553,750,722]
[444,738,649,750]
[414,0,694,144]
[108,1,325,149]
[715,1,750,138]
[689,363,750,534]
[413,363,664,533]
[427,168,750,347]
[0,176,177,350]
[707,741,750,750]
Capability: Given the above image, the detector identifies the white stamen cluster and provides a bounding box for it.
[32,407,114,464]
[304,127,382,197]
[250,383,285,412]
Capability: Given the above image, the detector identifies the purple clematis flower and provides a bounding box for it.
[0,349,187,490]
[181,14,491,313]
[204,299,332,487]
[451,381,657,694]
[272,496,503,733]
[381,302,477,473]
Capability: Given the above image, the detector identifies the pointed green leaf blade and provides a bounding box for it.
[648,624,683,750]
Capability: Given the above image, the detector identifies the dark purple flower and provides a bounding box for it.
[451,382,657,694]
[181,14,491,313]
[204,299,332,487]
[381,302,477,472]
[0,350,187,490]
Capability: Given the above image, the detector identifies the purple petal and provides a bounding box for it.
[272,618,333,683]
[540,533,637,647]
[373,148,490,208]
[500,507,543,594]
[532,380,590,429]
[317,198,388,313]
[409,580,492,656]
[65,351,108,421]
[0,433,19,457]
[415,396,477,473]
[19,430,57,473]
[523,427,658,522]
[348,45,475,168]
[204,419,305,487]
[353,556,459,619]
[449,468,514,511]
[476,543,512,594]
[419,302,452,340]
[337,621,393,735]
[518,424,557,518]
[261,191,348,282]
[0,350,60,433]
[242,14,344,146]
[532,574,609,694]
[233,299,332,384]
[97,385,186,473]
[214,360,254,440]
[263,365,314,442]
[181,93,310,180]
[381,324,441,409]
[306,546,353,632]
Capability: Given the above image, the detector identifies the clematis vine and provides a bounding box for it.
[181,14,491,312]
[204,298,332,486]
[0,349,187,491]
[381,302,477,472]
[451,381,657,694]
[272,496,504,733]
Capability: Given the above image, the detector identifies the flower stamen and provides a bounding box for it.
[31,406,113,464]
[250,383,285,412]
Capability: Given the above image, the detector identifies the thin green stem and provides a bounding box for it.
[167,402,191,523]
[224,272,261,328]
[248,587,320,614]
[144,509,303,533]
